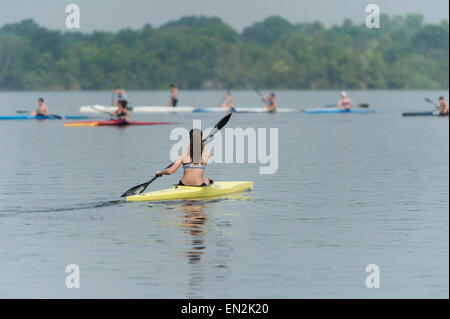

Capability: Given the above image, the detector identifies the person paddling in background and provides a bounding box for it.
[110,99,131,123]
[338,91,355,110]
[262,92,277,113]
[436,96,449,115]
[30,98,50,116]
[167,84,179,107]
[156,129,213,186]
[220,91,236,112]
[113,88,128,106]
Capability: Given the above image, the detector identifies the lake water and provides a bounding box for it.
[0,90,448,298]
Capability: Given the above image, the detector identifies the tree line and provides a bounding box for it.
[0,14,448,90]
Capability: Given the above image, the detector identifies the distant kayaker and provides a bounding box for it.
[262,93,276,112]
[220,91,236,112]
[437,96,449,115]
[167,84,179,107]
[31,98,50,116]
[113,88,128,106]
[110,99,130,123]
[338,92,355,110]
[156,128,213,186]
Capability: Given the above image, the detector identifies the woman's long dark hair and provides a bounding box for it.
[118,99,128,109]
[189,129,204,164]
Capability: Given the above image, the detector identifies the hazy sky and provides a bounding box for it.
[1,0,449,32]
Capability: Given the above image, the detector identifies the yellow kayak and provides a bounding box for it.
[126,181,253,202]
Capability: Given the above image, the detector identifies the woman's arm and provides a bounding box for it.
[156,154,183,176]
[125,109,131,121]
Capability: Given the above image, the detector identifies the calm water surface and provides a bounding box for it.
[0,90,448,298]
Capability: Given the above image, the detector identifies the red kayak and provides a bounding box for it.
[65,120,172,127]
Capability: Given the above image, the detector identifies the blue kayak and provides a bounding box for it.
[0,115,89,120]
[304,107,377,114]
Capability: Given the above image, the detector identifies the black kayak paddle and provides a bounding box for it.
[425,97,439,109]
[120,112,233,197]
[254,88,264,99]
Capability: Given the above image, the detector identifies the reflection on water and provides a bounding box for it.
[179,203,208,263]
[156,199,241,298]
[178,203,208,298]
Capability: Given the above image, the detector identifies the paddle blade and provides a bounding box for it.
[121,163,172,197]
[51,114,63,119]
[121,178,154,197]
[16,110,30,114]
[203,113,232,142]
[215,112,232,130]
[358,104,369,108]
[424,98,433,104]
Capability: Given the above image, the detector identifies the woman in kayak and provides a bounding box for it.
[437,96,449,115]
[110,99,131,123]
[338,92,355,110]
[167,84,179,107]
[220,91,236,112]
[262,93,277,112]
[113,88,128,105]
[31,98,50,116]
[156,129,213,186]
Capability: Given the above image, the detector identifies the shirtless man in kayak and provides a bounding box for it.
[156,129,213,186]
[437,96,449,115]
[167,84,179,107]
[110,99,131,123]
[113,88,128,105]
[220,91,236,112]
[262,93,276,112]
[338,92,355,110]
[31,98,50,116]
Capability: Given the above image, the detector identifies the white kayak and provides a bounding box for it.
[80,105,299,114]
